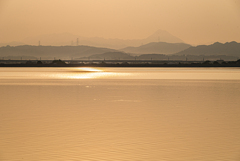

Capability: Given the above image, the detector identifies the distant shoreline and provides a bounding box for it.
[1,64,240,67]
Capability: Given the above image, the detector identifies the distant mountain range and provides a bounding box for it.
[120,42,191,55]
[176,41,240,57]
[0,45,117,60]
[0,29,184,49]
[76,41,240,61]
[0,41,239,61]
[0,41,191,60]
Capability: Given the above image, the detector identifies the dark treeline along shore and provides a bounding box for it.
[0,41,240,67]
[1,59,240,67]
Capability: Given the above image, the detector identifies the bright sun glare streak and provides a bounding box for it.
[77,67,103,72]
[68,72,116,79]
[48,67,130,79]
[59,67,105,79]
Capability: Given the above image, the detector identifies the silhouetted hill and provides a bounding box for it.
[0,45,117,60]
[120,42,191,55]
[78,52,134,60]
[176,41,240,57]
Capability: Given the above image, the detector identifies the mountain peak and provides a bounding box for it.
[144,29,184,44]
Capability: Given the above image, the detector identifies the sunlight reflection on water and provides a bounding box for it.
[47,67,130,79]
[1,67,240,80]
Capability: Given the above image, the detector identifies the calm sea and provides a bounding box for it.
[0,67,240,161]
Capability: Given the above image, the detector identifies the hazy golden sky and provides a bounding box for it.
[0,0,240,44]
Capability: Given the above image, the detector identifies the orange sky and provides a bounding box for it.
[0,0,240,45]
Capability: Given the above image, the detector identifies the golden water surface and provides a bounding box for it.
[0,67,240,161]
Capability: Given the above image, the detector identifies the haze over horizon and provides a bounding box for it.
[1,0,240,45]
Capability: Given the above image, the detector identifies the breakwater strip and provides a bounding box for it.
[0,59,240,67]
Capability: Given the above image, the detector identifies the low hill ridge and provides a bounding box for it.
[176,41,240,57]
[120,42,191,55]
